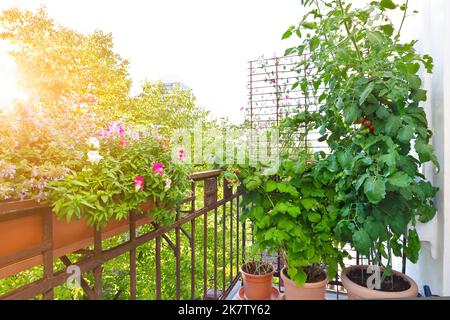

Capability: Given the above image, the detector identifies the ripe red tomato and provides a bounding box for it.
[364,120,372,128]
[357,117,365,124]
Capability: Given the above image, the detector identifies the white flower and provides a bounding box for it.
[87,150,103,164]
[86,137,100,149]
[165,177,172,190]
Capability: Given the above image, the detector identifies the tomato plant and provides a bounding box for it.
[283,0,439,276]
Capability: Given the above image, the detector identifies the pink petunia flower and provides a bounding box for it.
[178,148,186,161]
[134,176,145,191]
[152,163,165,175]
[118,124,126,136]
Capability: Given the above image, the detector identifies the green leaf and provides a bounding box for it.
[405,229,420,263]
[284,47,296,56]
[359,83,375,106]
[310,36,320,51]
[294,270,307,287]
[308,212,321,223]
[380,0,397,10]
[277,182,299,197]
[300,198,318,210]
[385,115,402,136]
[380,24,394,36]
[418,203,437,223]
[413,89,427,102]
[343,103,360,124]
[337,149,353,170]
[366,31,384,46]
[282,29,293,40]
[376,107,390,119]
[388,172,412,188]
[265,180,277,192]
[379,152,397,168]
[397,125,415,143]
[355,173,369,191]
[364,218,385,241]
[301,22,317,29]
[353,229,372,256]
[278,218,294,231]
[244,176,262,191]
[287,206,301,218]
[364,177,386,204]
[249,206,264,220]
[415,141,440,170]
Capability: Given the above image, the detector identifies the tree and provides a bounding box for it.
[0,7,131,114]
[129,80,210,136]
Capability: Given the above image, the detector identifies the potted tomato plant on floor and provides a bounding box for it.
[283,0,439,298]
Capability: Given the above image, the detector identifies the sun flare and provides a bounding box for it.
[0,49,25,111]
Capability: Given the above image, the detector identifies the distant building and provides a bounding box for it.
[164,82,189,91]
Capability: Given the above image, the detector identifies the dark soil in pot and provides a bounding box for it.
[283,266,327,283]
[347,268,411,292]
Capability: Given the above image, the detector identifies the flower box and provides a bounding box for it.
[0,199,154,279]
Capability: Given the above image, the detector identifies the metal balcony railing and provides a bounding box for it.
[0,169,246,300]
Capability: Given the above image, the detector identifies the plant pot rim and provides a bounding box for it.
[340,265,418,296]
[240,262,275,278]
[280,267,329,288]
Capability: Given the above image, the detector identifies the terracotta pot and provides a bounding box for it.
[0,199,155,279]
[240,263,274,300]
[280,267,328,300]
[341,265,418,300]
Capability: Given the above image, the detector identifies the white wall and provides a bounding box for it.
[395,0,450,297]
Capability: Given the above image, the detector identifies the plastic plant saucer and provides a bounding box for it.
[237,286,281,300]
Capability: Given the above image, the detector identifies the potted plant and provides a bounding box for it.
[230,148,345,300]
[283,0,439,298]
[240,255,275,300]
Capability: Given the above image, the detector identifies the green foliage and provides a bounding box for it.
[48,130,191,228]
[0,102,100,201]
[0,7,131,115]
[231,150,347,287]
[129,81,210,136]
[285,0,439,273]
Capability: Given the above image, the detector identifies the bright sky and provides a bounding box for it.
[0,0,303,123]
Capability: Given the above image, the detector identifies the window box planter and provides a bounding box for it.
[0,199,154,279]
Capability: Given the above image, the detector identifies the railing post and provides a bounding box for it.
[202,176,218,300]
[190,181,196,300]
[155,236,162,300]
[93,228,103,300]
[42,209,54,300]
[175,210,181,300]
[129,211,137,300]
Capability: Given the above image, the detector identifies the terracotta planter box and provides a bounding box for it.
[0,199,154,279]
